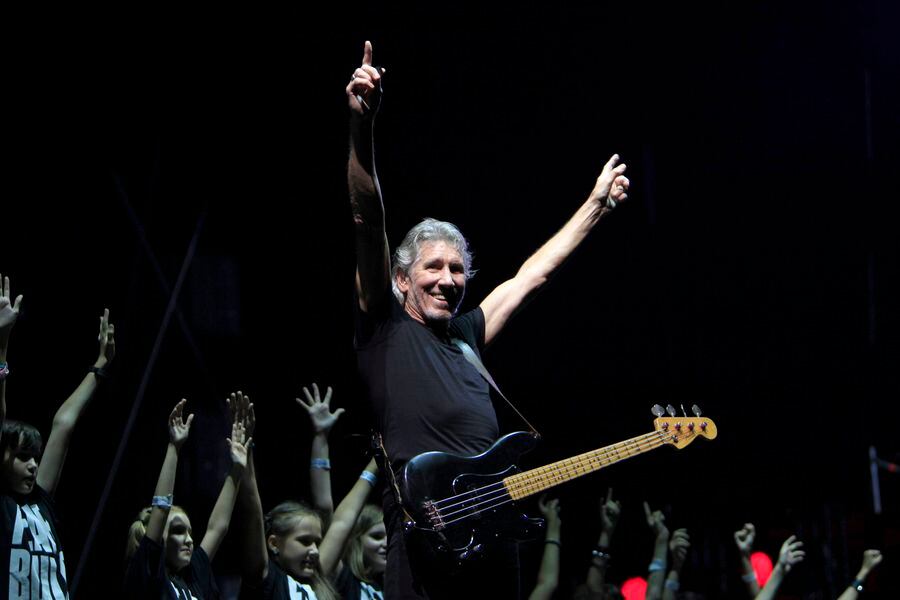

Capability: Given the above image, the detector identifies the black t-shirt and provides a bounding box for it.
[241,559,318,600]
[1,485,69,600]
[334,564,383,600]
[124,536,218,599]
[355,291,499,465]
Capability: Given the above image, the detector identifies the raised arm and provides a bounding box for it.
[586,488,620,592]
[37,308,116,494]
[754,534,805,600]
[347,41,391,313]
[0,274,24,444]
[479,155,629,345]
[529,495,562,600]
[146,400,193,545]
[734,523,761,597]
[230,392,269,582]
[662,528,690,600]
[199,412,249,562]
[644,502,671,600]
[297,383,345,521]
[836,549,882,600]
[317,457,378,576]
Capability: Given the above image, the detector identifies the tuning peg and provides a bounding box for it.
[651,404,665,417]
[691,404,702,417]
[666,404,677,417]
[680,403,688,417]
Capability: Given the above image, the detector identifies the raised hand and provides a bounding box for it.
[297,383,344,435]
[669,528,691,570]
[600,488,621,533]
[777,535,805,573]
[589,154,630,210]
[227,391,256,439]
[226,420,251,469]
[96,308,116,367]
[0,274,24,334]
[644,501,669,539]
[346,40,384,116]
[538,495,562,527]
[734,523,756,555]
[859,549,883,578]
[168,399,194,448]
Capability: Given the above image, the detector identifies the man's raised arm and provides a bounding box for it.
[347,41,391,314]
[479,154,630,345]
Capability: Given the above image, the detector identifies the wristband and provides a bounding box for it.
[89,365,108,379]
[359,470,377,486]
[592,549,611,560]
[544,539,561,548]
[152,494,173,510]
[665,580,680,591]
[851,579,864,592]
[741,572,758,583]
[648,558,666,573]
[0,362,9,380]
[310,458,331,471]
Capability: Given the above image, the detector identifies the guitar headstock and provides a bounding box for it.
[651,404,718,449]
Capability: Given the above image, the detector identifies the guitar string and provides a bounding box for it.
[429,430,668,511]
[431,430,687,527]
[434,432,679,528]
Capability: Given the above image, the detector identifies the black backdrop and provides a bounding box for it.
[6,2,899,597]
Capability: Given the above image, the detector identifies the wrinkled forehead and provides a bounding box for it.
[414,240,465,265]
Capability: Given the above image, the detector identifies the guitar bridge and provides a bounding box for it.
[423,500,446,531]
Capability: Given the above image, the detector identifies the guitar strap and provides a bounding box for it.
[372,337,542,527]
[451,338,542,439]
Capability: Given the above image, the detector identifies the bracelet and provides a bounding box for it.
[0,362,9,381]
[89,365,108,379]
[310,458,331,471]
[544,539,561,548]
[592,549,611,560]
[665,580,680,591]
[850,579,863,592]
[648,558,666,573]
[741,572,758,583]
[359,470,377,486]
[151,494,173,509]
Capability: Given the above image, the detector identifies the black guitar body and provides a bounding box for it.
[399,431,545,563]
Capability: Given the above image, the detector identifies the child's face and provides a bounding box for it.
[1,447,38,495]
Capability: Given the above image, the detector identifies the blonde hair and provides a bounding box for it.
[343,504,385,584]
[265,501,338,600]
[124,505,186,563]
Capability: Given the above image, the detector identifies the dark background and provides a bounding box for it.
[5,1,899,597]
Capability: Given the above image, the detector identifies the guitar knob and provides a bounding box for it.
[472,543,484,555]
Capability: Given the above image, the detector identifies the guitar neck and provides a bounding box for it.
[503,431,671,500]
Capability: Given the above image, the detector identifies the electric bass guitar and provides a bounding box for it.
[398,406,717,562]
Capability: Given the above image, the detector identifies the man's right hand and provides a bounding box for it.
[347,41,384,116]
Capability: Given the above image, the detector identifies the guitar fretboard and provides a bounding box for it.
[503,431,673,500]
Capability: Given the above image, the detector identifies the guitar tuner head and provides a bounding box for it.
[691,404,702,417]
[665,404,677,417]
[651,404,665,417]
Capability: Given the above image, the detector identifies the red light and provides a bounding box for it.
[751,551,773,586]
[621,576,648,600]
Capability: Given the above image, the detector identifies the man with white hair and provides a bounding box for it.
[346,41,630,599]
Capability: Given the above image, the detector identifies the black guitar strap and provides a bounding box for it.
[372,337,542,528]
[451,338,542,439]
